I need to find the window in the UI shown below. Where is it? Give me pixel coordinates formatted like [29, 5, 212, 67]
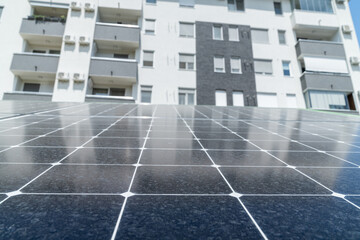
[274, 2, 283, 15]
[178, 88, 195, 105]
[278, 30, 286, 45]
[227, 0, 245, 11]
[114, 54, 128, 59]
[230, 57, 242, 74]
[292, 0, 333, 13]
[254, 59, 273, 75]
[214, 56, 225, 73]
[145, 19, 155, 34]
[146, 0, 157, 4]
[251, 29, 269, 43]
[49, 50, 61, 55]
[179, 54, 195, 70]
[110, 88, 125, 96]
[141, 86, 152, 103]
[229, 26, 239, 41]
[257, 93, 278, 108]
[180, 22, 195, 38]
[308, 91, 349, 110]
[93, 88, 108, 95]
[233, 91, 244, 106]
[23, 83, 40, 92]
[215, 90, 227, 106]
[282, 61, 291, 76]
[143, 51, 154, 67]
[286, 94, 297, 108]
[0, 6, 3, 20]
[179, 0, 195, 7]
[213, 25, 223, 40]
[33, 50, 46, 54]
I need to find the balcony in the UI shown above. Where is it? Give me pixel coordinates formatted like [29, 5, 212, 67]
[291, 10, 339, 38]
[300, 72, 353, 93]
[89, 57, 137, 85]
[94, 23, 140, 50]
[10, 53, 59, 80]
[98, 0, 142, 15]
[20, 18, 65, 47]
[296, 40, 346, 59]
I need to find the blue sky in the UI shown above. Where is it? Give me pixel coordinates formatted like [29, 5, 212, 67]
[350, 0, 360, 46]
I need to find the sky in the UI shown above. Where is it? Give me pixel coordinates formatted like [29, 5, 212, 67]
[350, 0, 360, 46]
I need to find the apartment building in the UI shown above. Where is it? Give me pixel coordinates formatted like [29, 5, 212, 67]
[0, 0, 359, 111]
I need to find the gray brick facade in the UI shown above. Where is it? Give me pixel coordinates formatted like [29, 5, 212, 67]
[195, 21, 257, 106]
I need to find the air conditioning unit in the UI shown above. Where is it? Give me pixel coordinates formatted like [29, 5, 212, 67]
[79, 36, 90, 46]
[57, 72, 70, 82]
[64, 35, 76, 45]
[336, 0, 345, 3]
[84, 3, 95, 12]
[73, 73, 85, 83]
[342, 25, 352, 34]
[71, 2, 81, 11]
[350, 56, 360, 65]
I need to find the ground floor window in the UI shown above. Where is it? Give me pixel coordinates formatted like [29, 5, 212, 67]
[232, 91, 244, 106]
[307, 90, 350, 110]
[92, 88, 126, 97]
[178, 88, 195, 105]
[215, 90, 227, 106]
[23, 83, 40, 92]
[141, 86, 152, 103]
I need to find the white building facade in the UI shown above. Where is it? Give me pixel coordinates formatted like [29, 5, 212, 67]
[0, 0, 359, 112]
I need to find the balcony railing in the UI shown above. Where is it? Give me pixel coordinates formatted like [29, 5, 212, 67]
[10, 53, 60, 74]
[20, 18, 65, 38]
[300, 72, 353, 93]
[89, 57, 137, 83]
[295, 40, 346, 59]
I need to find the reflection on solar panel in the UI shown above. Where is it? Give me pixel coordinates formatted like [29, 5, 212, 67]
[0, 101, 360, 239]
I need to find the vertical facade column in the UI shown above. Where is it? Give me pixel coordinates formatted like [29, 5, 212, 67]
[52, 0, 97, 102]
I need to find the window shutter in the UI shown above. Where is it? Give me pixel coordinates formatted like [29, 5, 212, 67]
[251, 29, 269, 43]
[254, 60, 272, 74]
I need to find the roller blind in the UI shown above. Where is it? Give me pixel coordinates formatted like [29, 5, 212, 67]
[180, 54, 194, 63]
[229, 27, 239, 41]
[251, 29, 269, 43]
[214, 57, 225, 72]
[304, 57, 348, 74]
[254, 60, 272, 74]
[145, 19, 155, 32]
[233, 91, 244, 106]
[143, 51, 154, 61]
[180, 23, 194, 37]
[215, 90, 227, 106]
[257, 93, 278, 108]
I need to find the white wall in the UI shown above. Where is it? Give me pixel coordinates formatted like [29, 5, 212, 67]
[0, 0, 31, 98]
[52, 0, 98, 102]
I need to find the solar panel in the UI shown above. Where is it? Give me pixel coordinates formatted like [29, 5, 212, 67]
[0, 101, 359, 239]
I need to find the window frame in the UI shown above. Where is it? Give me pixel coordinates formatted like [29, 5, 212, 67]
[229, 26, 240, 42]
[178, 88, 196, 105]
[144, 19, 156, 35]
[282, 61, 291, 76]
[179, 22, 195, 38]
[141, 86, 153, 103]
[212, 25, 223, 40]
[179, 53, 195, 71]
[143, 50, 154, 68]
[230, 57, 242, 74]
[254, 59, 273, 75]
[227, 0, 245, 12]
[278, 30, 286, 45]
[214, 56, 225, 73]
[274, 2, 283, 15]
